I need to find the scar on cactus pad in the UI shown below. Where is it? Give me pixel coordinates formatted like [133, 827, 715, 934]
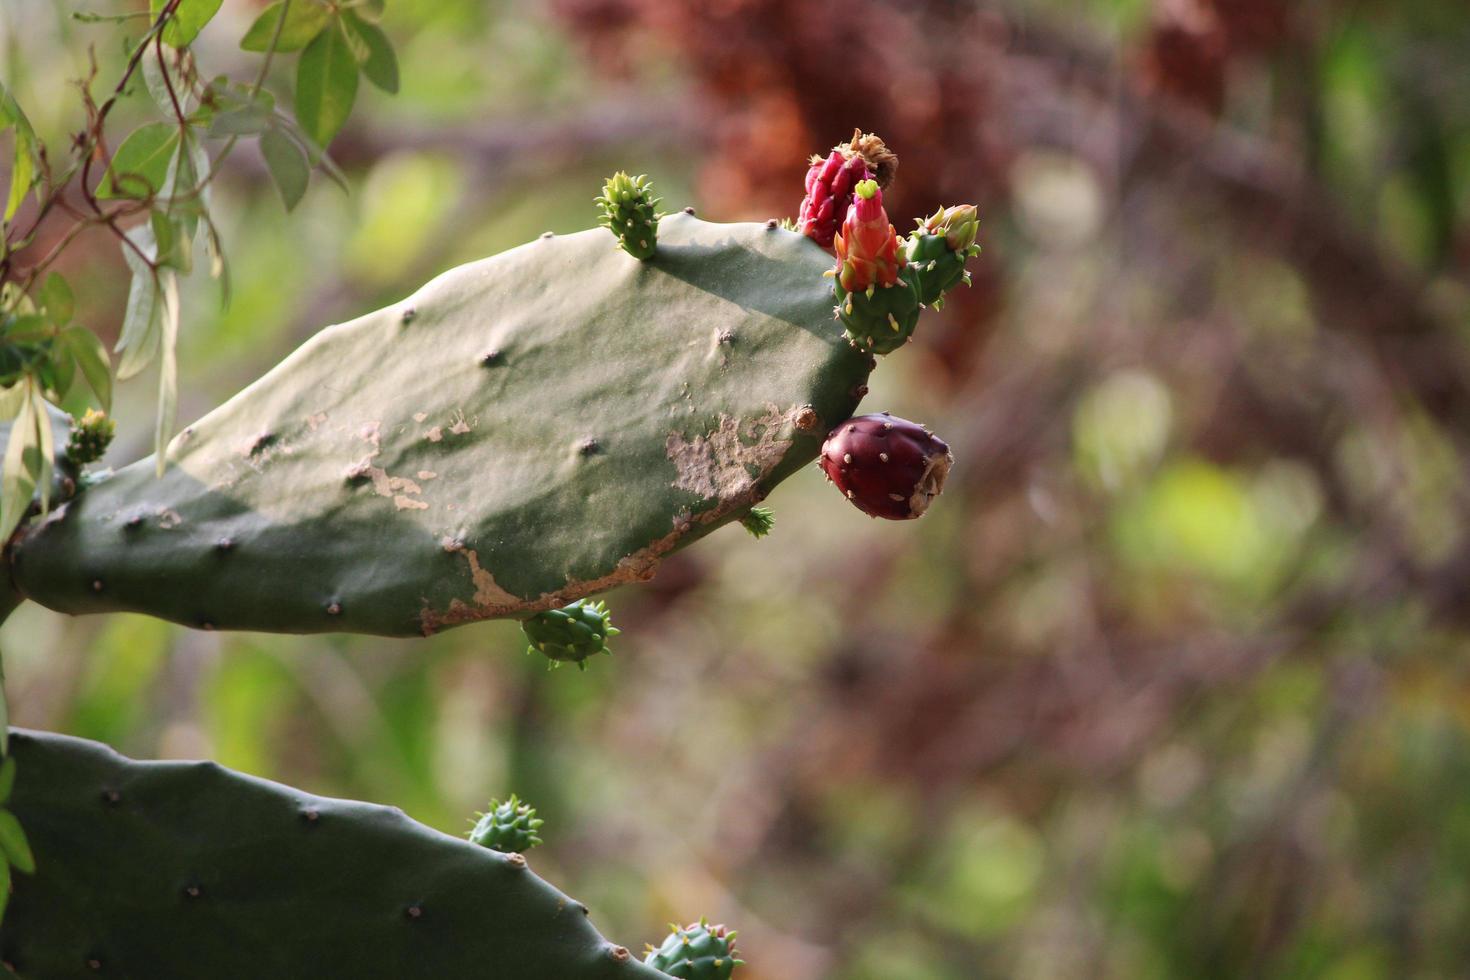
[596, 171, 662, 259]
[645, 919, 743, 980]
[522, 599, 619, 669]
[468, 794, 543, 854]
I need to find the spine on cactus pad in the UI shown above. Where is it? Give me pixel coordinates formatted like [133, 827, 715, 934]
[830, 180, 920, 355]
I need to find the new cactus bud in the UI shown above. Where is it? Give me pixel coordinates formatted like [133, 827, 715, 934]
[468, 794, 544, 853]
[831, 180, 920, 354]
[905, 205, 982, 309]
[644, 918, 743, 980]
[595, 172, 662, 260]
[522, 599, 620, 669]
[739, 506, 775, 539]
[796, 129, 897, 250]
[65, 408, 115, 466]
[819, 413, 953, 520]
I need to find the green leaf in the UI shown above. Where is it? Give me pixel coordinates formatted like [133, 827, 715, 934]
[116, 224, 161, 380]
[344, 12, 398, 94]
[240, 0, 332, 53]
[155, 271, 180, 477]
[98, 123, 181, 201]
[46, 344, 76, 403]
[39, 273, 73, 325]
[0, 656, 8, 757]
[0, 856, 10, 924]
[151, 0, 224, 48]
[1, 83, 39, 223]
[295, 21, 358, 148]
[63, 326, 113, 410]
[0, 810, 33, 875]
[0, 383, 37, 544]
[259, 127, 309, 210]
[0, 758, 12, 804]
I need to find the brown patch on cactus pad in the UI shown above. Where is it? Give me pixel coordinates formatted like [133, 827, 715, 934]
[664, 404, 799, 500]
[418, 407, 806, 634]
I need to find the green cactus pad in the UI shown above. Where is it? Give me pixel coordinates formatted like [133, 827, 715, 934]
[523, 599, 618, 669]
[0, 729, 664, 979]
[468, 794, 544, 853]
[739, 506, 774, 539]
[7, 216, 871, 636]
[904, 233, 970, 309]
[644, 918, 743, 979]
[833, 278, 921, 355]
[596, 172, 661, 260]
[65, 409, 115, 467]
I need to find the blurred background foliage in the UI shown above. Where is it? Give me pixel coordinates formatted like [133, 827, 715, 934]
[6, 0, 1470, 976]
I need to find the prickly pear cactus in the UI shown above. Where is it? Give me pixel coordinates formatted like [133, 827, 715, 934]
[64, 409, 115, 467]
[523, 599, 619, 669]
[644, 919, 743, 979]
[7, 215, 871, 636]
[819, 413, 952, 520]
[468, 794, 544, 853]
[904, 205, 981, 309]
[0, 730, 664, 980]
[831, 180, 921, 355]
[596, 172, 662, 260]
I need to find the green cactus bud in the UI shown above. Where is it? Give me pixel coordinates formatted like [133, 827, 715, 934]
[832, 277, 921, 356]
[904, 205, 981, 309]
[644, 918, 743, 979]
[739, 506, 774, 539]
[522, 599, 619, 669]
[596, 172, 662, 260]
[65, 408, 115, 466]
[468, 794, 543, 853]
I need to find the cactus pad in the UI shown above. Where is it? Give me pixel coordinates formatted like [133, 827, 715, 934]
[7, 216, 871, 636]
[523, 599, 619, 669]
[644, 919, 743, 979]
[468, 794, 544, 853]
[596, 172, 661, 260]
[0, 729, 664, 979]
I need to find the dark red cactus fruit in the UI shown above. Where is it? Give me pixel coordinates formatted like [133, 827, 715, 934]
[819, 414, 953, 520]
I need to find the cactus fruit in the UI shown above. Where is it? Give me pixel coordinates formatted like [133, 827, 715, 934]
[904, 205, 982, 310]
[831, 180, 921, 355]
[523, 599, 619, 669]
[468, 794, 543, 853]
[644, 918, 743, 979]
[65, 408, 115, 466]
[739, 505, 775, 539]
[819, 413, 953, 520]
[797, 130, 898, 250]
[0, 729, 665, 979]
[7, 216, 871, 636]
[596, 172, 662, 260]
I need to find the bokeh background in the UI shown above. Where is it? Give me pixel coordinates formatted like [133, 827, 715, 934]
[7, 0, 1470, 976]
